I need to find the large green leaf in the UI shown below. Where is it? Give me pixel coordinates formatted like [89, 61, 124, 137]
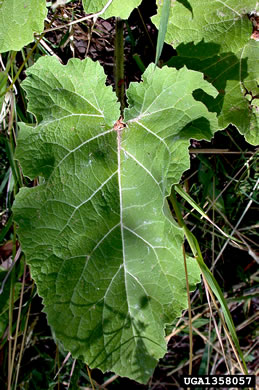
[152, 0, 257, 53]
[83, 0, 142, 19]
[0, 0, 47, 53]
[13, 57, 219, 382]
[167, 40, 259, 145]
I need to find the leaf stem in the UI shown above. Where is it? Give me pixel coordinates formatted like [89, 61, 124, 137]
[115, 17, 125, 116]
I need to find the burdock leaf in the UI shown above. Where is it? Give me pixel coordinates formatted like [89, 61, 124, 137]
[13, 57, 219, 383]
[152, 0, 257, 54]
[0, 0, 47, 53]
[83, 0, 142, 19]
[167, 40, 259, 145]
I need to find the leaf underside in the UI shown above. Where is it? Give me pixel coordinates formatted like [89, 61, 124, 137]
[13, 57, 219, 382]
[0, 0, 47, 53]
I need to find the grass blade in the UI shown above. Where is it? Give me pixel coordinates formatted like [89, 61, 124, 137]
[170, 188, 249, 374]
[174, 185, 242, 244]
[155, 0, 170, 66]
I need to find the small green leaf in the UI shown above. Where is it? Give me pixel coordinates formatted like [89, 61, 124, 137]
[0, 0, 47, 53]
[83, 0, 142, 19]
[13, 57, 219, 382]
[152, 0, 257, 53]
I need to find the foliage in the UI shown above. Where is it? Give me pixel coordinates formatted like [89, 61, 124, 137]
[153, 0, 257, 53]
[11, 56, 221, 382]
[83, 0, 142, 19]
[153, 0, 259, 145]
[0, 0, 47, 53]
[167, 40, 259, 145]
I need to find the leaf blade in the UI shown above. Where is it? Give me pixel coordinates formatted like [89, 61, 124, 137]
[0, 0, 47, 53]
[152, 0, 257, 54]
[13, 58, 220, 382]
[155, 0, 171, 66]
[83, 0, 142, 19]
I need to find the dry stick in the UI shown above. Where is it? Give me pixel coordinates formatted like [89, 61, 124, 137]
[54, 352, 71, 380]
[9, 261, 26, 387]
[102, 374, 119, 388]
[8, 270, 15, 390]
[201, 275, 245, 374]
[184, 325, 239, 371]
[170, 190, 247, 374]
[7, 89, 17, 390]
[199, 152, 257, 222]
[213, 177, 259, 269]
[39, 38, 63, 63]
[189, 148, 255, 155]
[208, 200, 259, 260]
[166, 311, 204, 341]
[167, 354, 202, 376]
[0, 248, 21, 295]
[212, 175, 215, 270]
[14, 282, 35, 389]
[204, 283, 230, 374]
[43, 0, 113, 33]
[67, 359, 77, 390]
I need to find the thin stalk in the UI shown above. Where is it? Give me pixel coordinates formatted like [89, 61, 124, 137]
[14, 281, 35, 389]
[137, 8, 155, 52]
[7, 265, 15, 390]
[182, 244, 193, 377]
[202, 275, 245, 374]
[86, 365, 95, 390]
[10, 261, 26, 387]
[1, 51, 17, 77]
[7, 71, 18, 390]
[114, 18, 125, 116]
[43, 0, 113, 33]
[212, 175, 215, 270]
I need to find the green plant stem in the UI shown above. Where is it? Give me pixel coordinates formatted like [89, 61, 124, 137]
[86, 365, 95, 390]
[4, 51, 17, 75]
[115, 17, 125, 116]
